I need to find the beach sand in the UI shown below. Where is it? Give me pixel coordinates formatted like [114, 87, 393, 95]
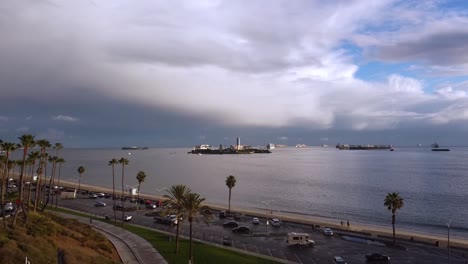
[22, 177, 468, 250]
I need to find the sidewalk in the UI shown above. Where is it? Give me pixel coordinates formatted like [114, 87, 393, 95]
[56, 213, 167, 264]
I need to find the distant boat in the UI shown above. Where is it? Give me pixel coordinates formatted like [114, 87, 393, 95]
[267, 143, 276, 150]
[296, 144, 306, 148]
[431, 142, 450, 151]
[122, 146, 138, 150]
[321, 144, 328, 148]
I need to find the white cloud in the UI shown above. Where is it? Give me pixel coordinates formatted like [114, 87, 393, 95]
[51, 115, 79, 122]
[25, 116, 32, 121]
[278, 136, 288, 141]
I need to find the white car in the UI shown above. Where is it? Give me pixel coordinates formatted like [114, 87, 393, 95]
[270, 218, 281, 227]
[252, 217, 260, 225]
[323, 227, 334, 236]
[124, 215, 132, 221]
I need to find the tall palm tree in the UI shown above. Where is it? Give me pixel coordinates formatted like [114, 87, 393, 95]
[108, 158, 118, 223]
[225, 175, 237, 213]
[181, 192, 208, 263]
[34, 139, 51, 211]
[384, 192, 404, 245]
[136, 171, 146, 211]
[77, 166, 85, 192]
[0, 142, 19, 229]
[14, 134, 36, 225]
[55, 157, 65, 208]
[118, 157, 129, 226]
[164, 184, 191, 254]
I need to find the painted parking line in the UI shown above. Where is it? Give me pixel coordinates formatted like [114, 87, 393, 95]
[294, 253, 303, 264]
[244, 244, 259, 254]
[269, 248, 287, 260]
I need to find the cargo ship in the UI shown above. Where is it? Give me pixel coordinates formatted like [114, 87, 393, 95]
[431, 142, 450, 151]
[337, 144, 392, 150]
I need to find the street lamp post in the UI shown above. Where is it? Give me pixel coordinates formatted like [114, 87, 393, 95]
[447, 220, 451, 264]
[261, 200, 274, 236]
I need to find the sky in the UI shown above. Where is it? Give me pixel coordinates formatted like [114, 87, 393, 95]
[1, 0, 468, 147]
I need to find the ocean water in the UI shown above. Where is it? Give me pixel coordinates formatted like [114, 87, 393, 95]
[13, 146, 468, 238]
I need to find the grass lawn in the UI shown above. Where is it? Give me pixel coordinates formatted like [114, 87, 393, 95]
[52, 207, 280, 264]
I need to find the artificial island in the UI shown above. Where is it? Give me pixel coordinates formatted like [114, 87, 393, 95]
[188, 138, 272, 154]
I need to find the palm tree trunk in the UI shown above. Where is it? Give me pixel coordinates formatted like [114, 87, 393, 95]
[121, 164, 125, 227]
[112, 165, 116, 224]
[392, 213, 396, 245]
[189, 218, 193, 263]
[13, 148, 28, 226]
[228, 188, 232, 213]
[137, 183, 141, 211]
[55, 163, 62, 208]
[41, 161, 56, 211]
[175, 208, 181, 254]
[1, 157, 9, 230]
[25, 160, 36, 222]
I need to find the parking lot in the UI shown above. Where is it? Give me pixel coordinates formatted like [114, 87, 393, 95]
[59, 193, 468, 264]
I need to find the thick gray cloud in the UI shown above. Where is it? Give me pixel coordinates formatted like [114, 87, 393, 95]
[1, 0, 468, 147]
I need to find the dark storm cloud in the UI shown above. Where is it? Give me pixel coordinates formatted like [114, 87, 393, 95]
[372, 30, 468, 66]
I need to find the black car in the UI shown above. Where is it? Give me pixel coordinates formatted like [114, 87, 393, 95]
[365, 253, 390, 262]
[222, 236, 232, 246]
[219, 211, 226, 218]
[232, 226, 251, 234]
[223, 221, 239, 228]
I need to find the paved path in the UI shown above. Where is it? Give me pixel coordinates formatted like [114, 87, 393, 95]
[56, 213, 167, 264]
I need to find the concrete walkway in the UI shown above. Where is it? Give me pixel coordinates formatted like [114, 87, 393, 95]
[56, 213, 167, 264]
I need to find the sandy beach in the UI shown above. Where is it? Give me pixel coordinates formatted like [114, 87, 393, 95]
[53, 179, 468, 250]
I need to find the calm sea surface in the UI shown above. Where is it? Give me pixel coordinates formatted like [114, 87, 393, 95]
[21, 146, 468, 238]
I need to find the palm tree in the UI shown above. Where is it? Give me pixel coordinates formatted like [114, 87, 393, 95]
[0, 142, 19, 229]
[181, 192, 208, 263]
[14, 134, 36, 225]
[118, 157, 129, 226]
[384, 192, 404, 245]
[135, 171, 147, 210]
[77, 166, 85, 192]
[225, 175, 237, 213]
[108, 158, 118, 223]
[34, 139, 51, 211]
[53, 143, 63, 156]
[55, 157, 65, 208]
[164, 184, 191, 254]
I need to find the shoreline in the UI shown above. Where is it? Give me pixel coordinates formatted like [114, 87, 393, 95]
[55, 179, 468, 250]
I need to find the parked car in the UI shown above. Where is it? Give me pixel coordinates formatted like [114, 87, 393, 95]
[94, 201, 106, 207]
[219, 211, 226, 218]
[232, 226, 251, 234]
[146, 203, 157, 209]
[270, 218, 281, 227]
[124, 215, 132, 221]
[96, 192, 105, 198]
[252, 217, 260, 225]
[89, 193, 98, 199]
[365, 253, 390, 262]
[113, 204, 124, 210]
[223, 221, 239, 228]
[333, 256, 347, 264]
[323, 227, 334, 236]
[222, 236, 232, 246]
[3, 202, 14, 212]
